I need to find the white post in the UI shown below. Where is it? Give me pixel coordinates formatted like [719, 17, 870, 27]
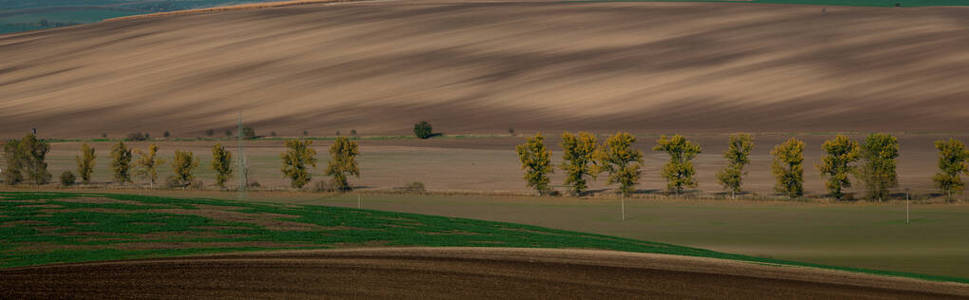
[906, 192, 910, 224]
[621, 194, 625, 221]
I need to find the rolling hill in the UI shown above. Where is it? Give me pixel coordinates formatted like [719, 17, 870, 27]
[2, 1, 969, 138]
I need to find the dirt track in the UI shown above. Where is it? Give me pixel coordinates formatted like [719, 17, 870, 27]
[2, 1, 969, 138]
[2, 248, 967, 298]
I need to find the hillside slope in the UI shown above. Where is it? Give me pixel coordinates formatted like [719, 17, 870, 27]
[2, 1, 969, 138]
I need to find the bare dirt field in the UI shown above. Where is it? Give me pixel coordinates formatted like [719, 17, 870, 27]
[2, 248, 967, 298]
[2, 1, 969, 138]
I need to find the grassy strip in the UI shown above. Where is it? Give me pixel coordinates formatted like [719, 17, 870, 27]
[0, 191, 967, 284]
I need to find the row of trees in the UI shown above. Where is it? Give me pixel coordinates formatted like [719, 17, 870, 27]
[280, 137, 360, 190]
[2, 135, 361, 192]
[517, 132, 969, 201]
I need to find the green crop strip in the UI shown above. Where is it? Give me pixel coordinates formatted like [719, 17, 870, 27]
[0, 191, 967, 284]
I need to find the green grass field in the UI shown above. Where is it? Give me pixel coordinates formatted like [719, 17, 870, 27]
[1, 191, 967, 284]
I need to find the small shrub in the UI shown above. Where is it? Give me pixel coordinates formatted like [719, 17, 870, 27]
[335, 130, 341, 136]
[303, 130, 308, 136]
[270, 131, 277, 137]
[414, 121, 433, 139]
[206, 129, 215, 137]
[350, 129, 357, 136]
[225, 130, 233, 137]
[243, 127, 256, 139]
[508, 128, 515, 136]
[312, 180, 337, 192]
[397, 181, 426, 193]
[60, 171, 76, 186]
[165, 176, 183, 188]
[125, 132, 149, 141]
[248, 181, 261, 188]
[101, 133, 107, 138]
[190, 180, 205, 190]
[163, 131, 171, 138]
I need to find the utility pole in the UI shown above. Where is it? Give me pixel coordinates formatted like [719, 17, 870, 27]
[237, 113, 248, 200]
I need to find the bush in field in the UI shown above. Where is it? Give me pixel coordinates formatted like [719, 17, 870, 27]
[75, 143, 96, 184]
[325, 137, 360, 191]
[398, 181, 426, 193]
[597, 132, 643, 196]
[516, 133, 553, 195]
[717, 133, 754, 198]
[211, 143, 233, 188]
[163, 131, 171, 138]
[170, 150, 199, 187]
[111, 142, 133, 184]
[206, 129, 215, 137]
[135, 144, 163, 188]
[19, 134, 51, 185]
[243, 127, 256, 140]
[818, 135, 861, 200]
[414, 121, 433, 139]
[654, 135, 702, 195]
[2, 139, 24, 185]
[933, 138, 969, 202]
[60, 171, 75, 186]
[772, 138, 805, 198]
[560, 131, 598, 196]
[858, 133, 899, 201]
[281, 139, 317, 188]
[312, 180, 337, 192]
[126, 132, 149, 141]
[225, 130, 233, 137]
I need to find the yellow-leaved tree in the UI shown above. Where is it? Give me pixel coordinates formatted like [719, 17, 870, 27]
[281, 139, 317, 188]
[560, 131, 598, 196]
[597, 132, 643, 196]
[516, 133, 553, 195]
[325, 137, 359, 191]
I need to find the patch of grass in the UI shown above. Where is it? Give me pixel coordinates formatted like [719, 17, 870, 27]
[1, 191, 967, 284]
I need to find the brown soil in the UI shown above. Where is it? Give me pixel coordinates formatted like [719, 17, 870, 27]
[1, 248, 966, 298]
[2, 1, 969, 138]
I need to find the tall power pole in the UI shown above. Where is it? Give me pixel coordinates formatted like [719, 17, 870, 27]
[237, 113, 248, 199]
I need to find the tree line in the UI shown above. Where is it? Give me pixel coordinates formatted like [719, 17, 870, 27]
[2, 134, 360, 191]
[517, 132, 969, 201]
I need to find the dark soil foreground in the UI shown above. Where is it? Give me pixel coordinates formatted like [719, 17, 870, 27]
[2, 248, 967, 299]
